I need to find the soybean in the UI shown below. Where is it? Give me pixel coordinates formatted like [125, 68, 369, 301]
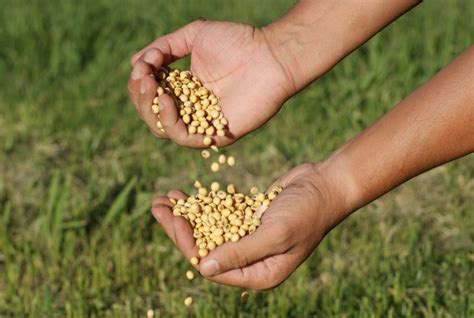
[184, 296, 193, 307]
[150, 67, 229, 147]
[171, 181, 282, 257]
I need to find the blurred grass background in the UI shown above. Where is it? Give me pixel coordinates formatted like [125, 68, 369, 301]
[0, 0, 473, 317]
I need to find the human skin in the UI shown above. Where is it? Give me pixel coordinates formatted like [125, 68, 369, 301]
[151, 46, 474, 290]
[127, 0, 421, 147]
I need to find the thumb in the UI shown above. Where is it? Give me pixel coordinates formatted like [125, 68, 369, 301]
[131, 20, 207, 66]
[199, 223, 290, 277]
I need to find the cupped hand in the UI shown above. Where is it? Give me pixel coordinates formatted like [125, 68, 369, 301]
[128, 20, 296, 147]
[151, 163, 350, 290]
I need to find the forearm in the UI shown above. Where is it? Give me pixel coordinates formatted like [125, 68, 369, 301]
[263, 0, 421, 91]
[325, 46, 474, 216]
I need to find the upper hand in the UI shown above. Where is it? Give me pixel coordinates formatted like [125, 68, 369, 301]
[127, 20, 296, 148]
[151, 163, 349, 290]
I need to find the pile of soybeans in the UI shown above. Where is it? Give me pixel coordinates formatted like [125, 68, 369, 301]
[147, 68, 282, 313]
[151, 66, 227, 147]
[170, 169, 283, 258]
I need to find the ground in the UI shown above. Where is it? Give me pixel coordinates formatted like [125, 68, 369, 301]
[0, 0, 473, 317]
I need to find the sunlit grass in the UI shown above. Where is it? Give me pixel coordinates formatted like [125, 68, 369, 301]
[0, 0, 473, 316]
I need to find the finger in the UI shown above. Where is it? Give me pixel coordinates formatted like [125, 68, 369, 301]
[198, 223, 290, 278]
[172, 212, 200, 262]
[151, 204, 178, 243]
[165, 190, 199, 260]
[149, 127, 167, 139]
[151, 199, 200, 269]
[130, 20, 207, 66]
[151, 204, 198, 261]
[128, 61, 153, 116]
[152, 196, 172, 208]
[206, 254, 296, 290]
[151, 189, 188, 209]
[140, 48, 164, 73]
[158, 94, 208, 147]
[138, 75, 167, 137]
[167, 190, 188, 200]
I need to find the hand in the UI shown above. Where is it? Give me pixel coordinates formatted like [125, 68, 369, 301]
[127, 20, 296, 147]
[151, 162, 350, 290]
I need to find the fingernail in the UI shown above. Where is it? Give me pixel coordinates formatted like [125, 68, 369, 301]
[144, 50, 156, 64]
[200, 259, 220, 276]
[151, 209, 160, 223]
[140, 80, 146, 94]
[131, 65, 142, 80]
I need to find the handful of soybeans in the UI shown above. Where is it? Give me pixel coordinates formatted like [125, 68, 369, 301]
[170, 181, 283, 258]
[151, 67, 228, 146]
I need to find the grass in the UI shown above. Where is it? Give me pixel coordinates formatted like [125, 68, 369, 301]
[0, 0, 473, 316]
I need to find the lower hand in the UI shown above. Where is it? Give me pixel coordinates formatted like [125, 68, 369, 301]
[151, 162, 349, 290]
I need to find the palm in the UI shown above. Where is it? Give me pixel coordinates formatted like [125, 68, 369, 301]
[188, 22, 293, 141]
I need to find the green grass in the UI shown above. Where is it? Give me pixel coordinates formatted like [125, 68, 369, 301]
[1, 0, 473, 316]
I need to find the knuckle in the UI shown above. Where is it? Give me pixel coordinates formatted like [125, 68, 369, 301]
[152, 197, 162, 206]
[148, 125, 160, 134]
[190, 19, 206, 29]
[171, 132, 188, 146]
[214, 247, 248, 274]
[171, 136, 185, 147]
[147, 47, 159, 55]
[227, 246, 248, 269]
[176, 133, 188, 145]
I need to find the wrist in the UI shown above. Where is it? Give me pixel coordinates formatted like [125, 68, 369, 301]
[261, 20, 343, 92]
[261, 0, 421, 93]
[316, 147, 363, 223]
